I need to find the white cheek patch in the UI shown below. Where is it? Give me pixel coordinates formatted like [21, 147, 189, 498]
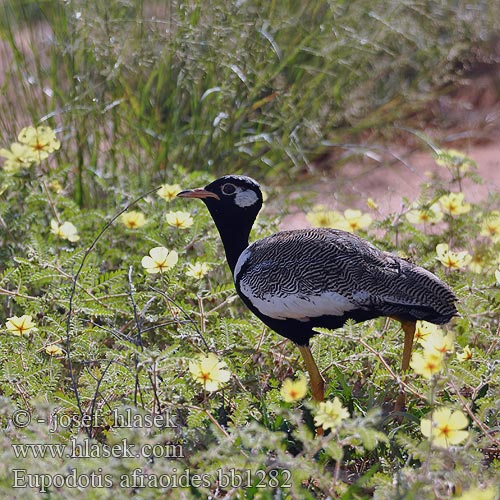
[235, 189, 259, 207]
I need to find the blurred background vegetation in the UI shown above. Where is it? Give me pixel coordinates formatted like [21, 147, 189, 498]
[1, 3, 500, 498]
[1, 0, 498, 206]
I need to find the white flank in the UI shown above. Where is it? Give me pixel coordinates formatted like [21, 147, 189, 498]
[234, 247, 252, 279]
[235, 189, 259, 207]
[239, 281, 357, 321]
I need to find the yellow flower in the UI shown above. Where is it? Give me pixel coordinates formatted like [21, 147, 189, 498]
[0, 142, 37, 171]
[422, 330, 454, 355]
[166, 211, 194, 229]
[436, 243, 471, 269]
[438, 192, 471, 216]
[188, 353, 231, 392]
[468, 253, 484, 274]
[314, 397, 349, 431]
[141, 247, 178, 274]
[120, 211, 146, 229]
[45, 344, 64, 356]
[457, 345, 473, 362]
[406, 203, 443, 225]
[280, 376, 308, 403]
[340, 209, 372, 232]
[434, 149, 475, 172]
[5, 315, 37, 336]
[186, 262, 210, 279]
[158, 183, 181, 201]
[480, 212, 500, 242]
[48, 180, 64, 193]
[455, 486, 498, 500]
[18, 125, 60, 162]
[410, 350, 444, 379]
[414, 321, 443, 344]
[306, 208, 340, 228]
[420, 407, 469, 448]
[366, 198, 378, 210]
[50, 220, 80, 242]
[307, 207, 372, 232]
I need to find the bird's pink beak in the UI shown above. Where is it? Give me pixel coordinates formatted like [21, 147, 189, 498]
[177, 188, 220, 200]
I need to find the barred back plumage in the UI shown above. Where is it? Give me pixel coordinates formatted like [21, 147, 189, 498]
[235, 228, 458, 328]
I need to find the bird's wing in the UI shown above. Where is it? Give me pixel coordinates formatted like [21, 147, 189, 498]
[235, 228, 456, 322]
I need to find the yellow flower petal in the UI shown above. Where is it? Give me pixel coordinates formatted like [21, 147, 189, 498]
[406, 203, 443, 225]
[141, 247, 178, 274]
[50, 220, 80, 242]
[158, 184, 181, 201]
[0, 142, 37, 171]
[186, 262, 210, 279]
[447, 410, 469, 430]
[414, 321, 443, 344]
[410, 351, 444, 379]
[5, 315, 37, 336]
[45, 344, 64, 356]
[457, 345, 473, 362]
[439, 192, 471, 216]
[18, 125, 60, 160]
[121, 211, 146, 229]
[434, 149, 475, 172]
[189, 353, 231, 392]
[422, 330, 454, 354]
[280, 376, 308, 402]
[166, 211, 194, 229]
[306, 209, 342, 228]
[480, 213, 500, 242]
[436, 243, 471, 269]
[314, 397, 349, 430]
[421, 407, 469, 448]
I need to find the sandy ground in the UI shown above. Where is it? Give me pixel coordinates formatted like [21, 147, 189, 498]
[283, 131, 500, 229]
[282, 66, 500, 227]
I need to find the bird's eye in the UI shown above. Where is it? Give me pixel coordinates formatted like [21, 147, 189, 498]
[221, 183, 237, 195]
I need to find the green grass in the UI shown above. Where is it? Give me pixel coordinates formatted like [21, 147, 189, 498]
[0, 1, 499, 498]
[1, 0, 498, 205]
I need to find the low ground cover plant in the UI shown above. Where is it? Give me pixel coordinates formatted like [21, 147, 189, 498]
[0, 126, 498, 499]
[1, 1, 499, 497]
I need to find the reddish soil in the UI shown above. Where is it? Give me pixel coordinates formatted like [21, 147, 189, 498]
[283, 71, 500, 228]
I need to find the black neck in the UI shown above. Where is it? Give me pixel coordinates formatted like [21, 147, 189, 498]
[202, 195, 261, 275]
[213, 218, 252, 274]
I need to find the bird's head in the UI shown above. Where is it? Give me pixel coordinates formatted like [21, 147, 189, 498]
[177, 175, 263, 225]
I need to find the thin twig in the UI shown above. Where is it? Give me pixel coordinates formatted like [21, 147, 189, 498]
[357, 338, 426, 400]
[186, 404, 232, 440]
[448, 378, 500, 446]
[127, 266, 162, 413]
[149, 285, 210, 350]
[0, 287, 38, 300]
[41, 180, 60, 222]
[88, 360, 114, 438]
[65, 186, 162, 421]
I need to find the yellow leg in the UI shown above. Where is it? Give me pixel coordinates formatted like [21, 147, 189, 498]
[298, 345, 325, 402]
[298, 345, 325, 436]
[394, 320, 416, 413]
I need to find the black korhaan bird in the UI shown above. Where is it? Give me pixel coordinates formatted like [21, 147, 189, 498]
[178, 175, 458, 411]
